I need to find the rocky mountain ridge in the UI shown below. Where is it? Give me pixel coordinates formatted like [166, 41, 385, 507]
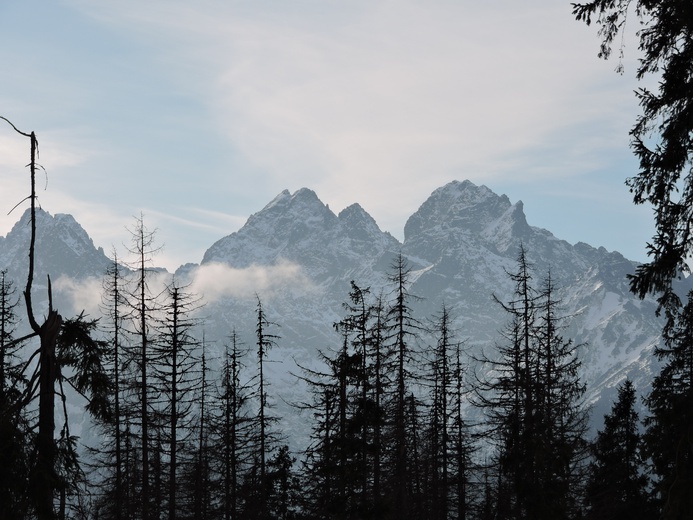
[0, 180, 676, 435]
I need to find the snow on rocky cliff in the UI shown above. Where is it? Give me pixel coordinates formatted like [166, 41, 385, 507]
[0, 181, 671, 443]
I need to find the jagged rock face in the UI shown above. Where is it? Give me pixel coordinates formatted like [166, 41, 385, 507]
[197, 181, 665, 416]
[0, 181, 671, 441]
[202, 187, 400, 284]
[0, 208, 112, 306]
[399, 182, 661, 375]
[404, 180, 530, 262]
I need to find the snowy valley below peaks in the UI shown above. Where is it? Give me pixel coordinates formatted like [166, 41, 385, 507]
[0, 180, 681, 438]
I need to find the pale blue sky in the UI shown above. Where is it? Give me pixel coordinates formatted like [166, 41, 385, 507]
[0, 0, 653, 270]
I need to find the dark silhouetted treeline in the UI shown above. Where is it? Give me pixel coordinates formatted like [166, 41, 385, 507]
[4, 234, 693, 520]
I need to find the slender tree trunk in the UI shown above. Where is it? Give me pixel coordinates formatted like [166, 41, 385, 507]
[13, 125, 64, 520]
[34, 310, 61, 520]
[139, 235, 150, 520]
[169, 288, 179, 520]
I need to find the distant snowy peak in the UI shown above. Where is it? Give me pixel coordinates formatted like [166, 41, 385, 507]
[0, 207, 111, 284]
[201, 189, 399, 279]
[403, 180, 534, 262]
[253, 187, 337, 225]
[338, 203, 395, 244]
[202, 188, 335, 267]
[5, 207, 101, 256]
[404, 179, 528, 239]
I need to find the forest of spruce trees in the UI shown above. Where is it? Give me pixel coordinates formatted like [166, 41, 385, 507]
[2, 204, 693, 520]
[3, 1, 693, 509]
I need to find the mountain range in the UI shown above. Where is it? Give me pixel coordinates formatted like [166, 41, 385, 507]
[0, 179, 680, 441]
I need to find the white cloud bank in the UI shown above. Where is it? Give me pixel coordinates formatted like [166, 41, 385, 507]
[54, 275, 104, 318]
[188, 260, 315, 303]
[53, 260, 314, 317]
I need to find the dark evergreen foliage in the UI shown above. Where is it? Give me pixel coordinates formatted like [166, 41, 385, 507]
[0, 270, 31, 519]
[122, 215, 162, 520]
[152, 280, 203, 520]
[0, 116, 665, 518]
[477, 247, 588, 520]
[383, 254, 424, 520]
[586, 379, 652, 520]
[89, 254, 128, 519]
[573, 0, 693, 314]
[209, 331, 254, 520]
[643, 290, 693, 519]
[422, 304, 474, 520]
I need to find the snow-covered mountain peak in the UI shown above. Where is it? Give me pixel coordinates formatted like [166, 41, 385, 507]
[0, 207, 111, 309]
[264, 189, 292, 210]
[248, 187, 336, 227]
[403, 180, 516, 241]
[5, 208, 103, 259]
[480, 199, 532, 253]
[402, 180, 534, 264]
[201, 188, 398, 279]
[339, 203, 385, 238]
[0, 180, 672, 448]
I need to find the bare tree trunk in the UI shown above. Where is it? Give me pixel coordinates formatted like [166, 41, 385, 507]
[8, 122, 64, 520]
[32, 308, 61, 520]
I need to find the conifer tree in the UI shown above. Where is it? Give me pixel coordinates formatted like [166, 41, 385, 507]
[0, 269, 31, 519]
[586, 379, 651, 520]
[90, 253, 130, 519]
[54, 314, 111, 516]
[0, 270, 23, 404]
[334, 281, 382, 517]
[1, 117, 64, 520]
[211, 330, 253, 520]
[301, 283, 392, 519]
[424, 305, 474, 520]
[1, 117, 111, 519]
[265, 444, 301, 520]
[450, 339, 473, 520]
[478, 247, 587, 520]
[369, 293, 388, 515]
[572, 1, 693, 313]
[643, 290, 693, 518]
[122, 215, 162, 520]
[301, 374, 338, 519]
[478, 245, 537, 520]
[533, 272, 588, 518]
[181, 341, 215, 520]
[424, 304, 454, 520]
[242, 296, 281, 519]
[153, 279, 202, 520]
[384, 254, 422, 519]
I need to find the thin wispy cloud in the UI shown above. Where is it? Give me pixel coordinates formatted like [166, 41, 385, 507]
[0, 1, 653, 268]
[188, 260, 315, 303]
[72, 1, 642, 218]
[54, 275, 104, 317]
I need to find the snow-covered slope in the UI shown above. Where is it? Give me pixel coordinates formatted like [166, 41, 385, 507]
[194, 181, 667, 433]
[0, 181, 671, 442]
[203, 187, 399, 284]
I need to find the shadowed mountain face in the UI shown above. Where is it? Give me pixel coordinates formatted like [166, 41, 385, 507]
[0, 208, 111, 281]
[0, 207, 112, 316]
[0, 181, 672, 439]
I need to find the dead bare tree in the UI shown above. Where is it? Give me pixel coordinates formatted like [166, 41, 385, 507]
[1, 116, 63, 519]
[1, 117, 109, 520]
